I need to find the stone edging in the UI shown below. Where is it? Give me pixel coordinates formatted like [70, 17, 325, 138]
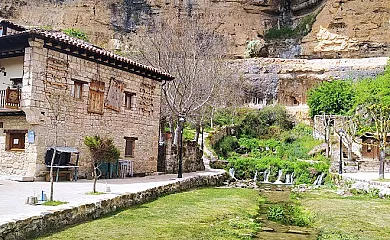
[0, 172, 228, 240]
[341, 176, 390, 189]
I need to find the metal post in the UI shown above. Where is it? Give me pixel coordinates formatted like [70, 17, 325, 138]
[178, 116, 185, 178]
[338, 129, 344, 174]
[201, 123, 204, 151]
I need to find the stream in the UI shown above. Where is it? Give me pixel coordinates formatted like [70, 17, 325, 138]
[256, 183, 318, 239]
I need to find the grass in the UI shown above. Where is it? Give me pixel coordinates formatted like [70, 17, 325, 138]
[183, 127, 196, 141]
[35, 188, 260, 240]
[300, 190, 390, 240]
[85, 191, 106, 195]
[42, 200, 68, 206]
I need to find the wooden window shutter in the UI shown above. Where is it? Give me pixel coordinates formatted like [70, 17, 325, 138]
[106, 78, 124, 112]
[88, 80, 105, 114]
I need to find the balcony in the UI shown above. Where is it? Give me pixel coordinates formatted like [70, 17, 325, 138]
[0, 88, 22, 115]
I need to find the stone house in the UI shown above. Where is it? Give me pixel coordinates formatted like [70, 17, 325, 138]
[0, 20, 174, 180]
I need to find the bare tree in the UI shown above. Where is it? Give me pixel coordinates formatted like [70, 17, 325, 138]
[130, 14, 229, 144]
[339, 116, 358, 162]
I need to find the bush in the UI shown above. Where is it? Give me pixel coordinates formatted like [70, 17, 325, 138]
[63, 28, 89, 41]
[214, 136, 239, 159]
[245, 39, 264, 58]
[264, 13, 317, 40]
[267, 203, 314, 227]
[237, 105, 293, 139]
[264, 26, 295, 40]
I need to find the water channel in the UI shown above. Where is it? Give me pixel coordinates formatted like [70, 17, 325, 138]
[256, 183, 318, 239]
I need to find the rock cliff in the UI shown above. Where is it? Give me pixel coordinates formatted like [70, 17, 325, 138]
[301, 0, 390, 58]
[1, 0, 389, 58]
[230, 57, 389, 107]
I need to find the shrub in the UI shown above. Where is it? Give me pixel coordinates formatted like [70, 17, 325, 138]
[245, 39, 264, 58]
[214, 136, 239, 159]
[264, 13, 317, 40]
[268, 203, 314, 227]
[237, 105, 293, 139]
[264, 26, 295, 40]
[63, 28, 89, 41]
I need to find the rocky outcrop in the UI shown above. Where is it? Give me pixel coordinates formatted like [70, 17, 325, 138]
[301, 0, 390, 58]
[230, 57, 389, 109]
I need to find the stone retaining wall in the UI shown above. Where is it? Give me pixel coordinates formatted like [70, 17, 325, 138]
[0, 172, 227, 240]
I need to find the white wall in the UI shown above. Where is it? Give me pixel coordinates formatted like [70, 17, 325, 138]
[0, 57, 24, 90]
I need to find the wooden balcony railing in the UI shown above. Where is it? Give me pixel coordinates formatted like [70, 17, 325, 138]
[0, 88, 21, 109]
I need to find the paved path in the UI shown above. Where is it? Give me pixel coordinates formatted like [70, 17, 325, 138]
[342, 172, 390, 186]
[0, 169, 224, 225]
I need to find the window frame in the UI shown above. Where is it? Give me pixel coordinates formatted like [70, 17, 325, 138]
[72, 80, 85, 100]
[124, 92, 136, 110]
[124, 137, 137, 157]
[4, 130, 27, 151]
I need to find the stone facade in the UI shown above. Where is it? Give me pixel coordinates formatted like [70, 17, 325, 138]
[0, 26, 171, 179]
[0, 116, 37, 177]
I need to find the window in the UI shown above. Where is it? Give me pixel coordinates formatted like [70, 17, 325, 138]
[4, 130, 27, 151]
[125, 137, 137, 157]
[11, 78, 22, 89]
[72, 80, 85, 100]
[0, 26, 3, 36]
[125, 92, 136, 110]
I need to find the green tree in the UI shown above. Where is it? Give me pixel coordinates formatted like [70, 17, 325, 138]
[84, 136, 120, 193]
[307, 80, 355, 118]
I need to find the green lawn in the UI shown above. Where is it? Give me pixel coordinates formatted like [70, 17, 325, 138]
[35, 188, 260, 240]
[300, 190, 390, 240]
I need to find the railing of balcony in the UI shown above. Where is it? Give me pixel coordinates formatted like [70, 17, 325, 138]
[0, 88, 21, 109]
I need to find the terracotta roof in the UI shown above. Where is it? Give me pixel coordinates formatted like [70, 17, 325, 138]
[0, 20, 174, 81]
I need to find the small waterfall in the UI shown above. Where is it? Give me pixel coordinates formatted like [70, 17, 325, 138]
[291, 172, 295, 184]
[313, 172, 325, 185]
[263, 169, 270, 183]
[285, 173, 291, 184]
[253, 170, 258, 181]
[229, 168, 236, 180]
[274, 169, 283, 184]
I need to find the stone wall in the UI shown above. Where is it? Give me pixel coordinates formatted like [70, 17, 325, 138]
[14, 38, 162, 178]
[164, 139, 205, 174]
[0, 116, 36, 177]
[207, 126, 235, 148]
[0, 172, 227, 240]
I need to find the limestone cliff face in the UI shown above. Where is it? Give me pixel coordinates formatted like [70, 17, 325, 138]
[301, 0, 390, 58]
[0, 0, 114, 48]
[230, 57, 389, 107]
[1, 0, 389, 58]
[0, 0, 278, 56]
